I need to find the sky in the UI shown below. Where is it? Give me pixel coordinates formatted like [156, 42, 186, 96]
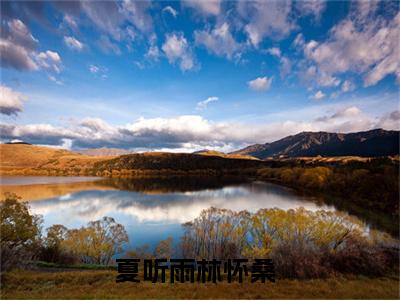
[0, 0, 399, 152]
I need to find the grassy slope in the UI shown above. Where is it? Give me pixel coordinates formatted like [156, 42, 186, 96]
[1, 270, 398, 299]
[0, 144, 109, 173]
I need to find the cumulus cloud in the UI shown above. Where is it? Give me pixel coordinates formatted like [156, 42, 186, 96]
[64, 36, 84, 51]
[0, 19, 38, 71]
[1, 103, 399, 151]
[195, 22, 242, 60]
[248, 76, 273, 91]
[182, 0, 221, 16]
[196, 96, 218, 110]
[310, 90, 326, 100]
[0, 85, 26, 116]
[162, 32, 196, 71]
[0, 18, 62, 73]
[301, 65, 341, 88]
[302, 11, 400, 87]
[237, 0, 295, 46]
[35, 50, 62, 73]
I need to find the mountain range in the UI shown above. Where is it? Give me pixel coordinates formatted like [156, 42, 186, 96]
[230, 129, 399, 159]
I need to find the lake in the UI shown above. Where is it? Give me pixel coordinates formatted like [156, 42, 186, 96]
[1, 176, 343, 251]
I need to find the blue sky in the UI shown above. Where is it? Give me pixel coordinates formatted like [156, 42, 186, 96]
[0, 0, 399, 152]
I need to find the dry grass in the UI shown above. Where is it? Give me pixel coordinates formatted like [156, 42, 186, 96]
[1, 270, 398, 299]
[0, 144, 109, 173]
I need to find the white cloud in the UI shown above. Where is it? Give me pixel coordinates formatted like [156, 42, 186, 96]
[237, 0, 295, 46]
[296, 0, 326, 20]
[341, 80, 356, 92]
[35, 50, 62, 73]
[0, 85, 26, 116]
[64, 36, 84, 51]
[163, 6, 178, 18]
[266, 47, 292, 78]
[266, 47, 281, 58]
[145, 45, 160, 61]
[196, 96, 219, 110]
[81, 1, 124, 40]
[121, 0, 153, 33]
[1, 103, 399, 151]
[0, 19, 39, 71]
[89, 65, 100, 73]
[89, 64, 108, 79]
[0, 39, 38, 71]
[310, 90, 326, 100]
[62, 15, 78, 31]
[182, 0, 221, 16]
[98, 35, 121, 55]
[162, 32, 196, 71]
[0, 19, 61, 73]
[48, 75, 63, 85]
[248, 76, 273, 91]
[194, 22, 242, 60]
[0, 18, 62, 74]
[302, 12, 400, 87]
[318, 73, 341, 87]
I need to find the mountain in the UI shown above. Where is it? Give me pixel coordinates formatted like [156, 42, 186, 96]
[230, 129, 400, 159]
[77, 147, 132, 156]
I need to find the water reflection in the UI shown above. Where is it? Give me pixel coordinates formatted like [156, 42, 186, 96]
[1, 177, 333, 249]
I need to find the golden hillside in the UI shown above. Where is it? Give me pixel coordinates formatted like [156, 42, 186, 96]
[0, 144, 110, 175]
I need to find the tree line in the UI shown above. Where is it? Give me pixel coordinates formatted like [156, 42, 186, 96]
[1, 194, 398, 279]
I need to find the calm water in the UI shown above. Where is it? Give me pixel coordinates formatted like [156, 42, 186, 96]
[1, 176, 337, 250]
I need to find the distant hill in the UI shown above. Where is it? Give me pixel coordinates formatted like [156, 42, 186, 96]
[230, 129, 400, 159]
[94, 152, 262, 172]
[194, 149, 259, 160]
[5, 141, 31, 145]
[77, 147, 132, 157]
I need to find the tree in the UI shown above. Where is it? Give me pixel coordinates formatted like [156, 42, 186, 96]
[127, 244, 153, 259]
[61, 217, 128, 265]
[40, 224, 72, 264]
[0, 193, 42, 271]
[154, 237, 174, 258]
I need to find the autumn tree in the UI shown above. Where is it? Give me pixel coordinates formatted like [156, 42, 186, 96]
[127, 244, 153, 259]
[154, 237, 174, 258]
[0, 193, 42, 271]
[40, 224, 72, 263]
[61, 217, 128, 265]
[181, 207, 250, 259]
